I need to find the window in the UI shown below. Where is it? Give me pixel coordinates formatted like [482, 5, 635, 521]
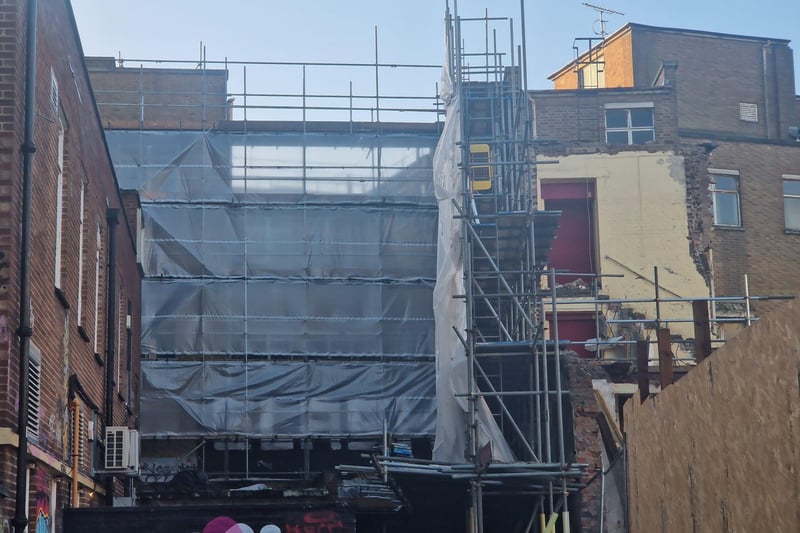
[579, 60, 605, 89]
[605, 103, 654, 144]
[77, 181, 85, 327]
[710, 171, 741, 227]
[53, 122, 65, 289]
[50, 68, 58, 116]
[94, 224, 102, 354]
[783, 175, 800, 231]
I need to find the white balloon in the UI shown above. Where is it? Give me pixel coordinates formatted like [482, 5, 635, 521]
[260, 526, 282, 533]
[226, 524, 254, 533]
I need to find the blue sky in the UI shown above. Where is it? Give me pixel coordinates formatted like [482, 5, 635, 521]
[71, 0, 800, 95]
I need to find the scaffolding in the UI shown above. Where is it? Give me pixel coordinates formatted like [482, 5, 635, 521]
[373, 6, 585, 533]
[89, 48, 453, 493]
[87, 10, 796, 532]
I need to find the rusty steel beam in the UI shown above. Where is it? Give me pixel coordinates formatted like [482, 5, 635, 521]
[657, 328, 674, 389]
[636, 340, 650, 404]
[692, 300, 712, 362]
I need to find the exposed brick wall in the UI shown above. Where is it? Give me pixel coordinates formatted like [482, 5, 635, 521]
[681, 146, 714, 285]
[564, 355, 610, 533]
[86, 58, 228, 130]
[531, 86, 678, 144]
[0, 0, 141, 524]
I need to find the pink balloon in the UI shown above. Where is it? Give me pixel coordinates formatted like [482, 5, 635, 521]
[203, 516, 238, 533]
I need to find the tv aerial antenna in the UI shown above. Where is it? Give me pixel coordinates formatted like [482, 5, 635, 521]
[582, 3, 624, 39]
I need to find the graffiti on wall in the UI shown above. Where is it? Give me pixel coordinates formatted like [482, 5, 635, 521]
[201, 511, 354, 533]
[34, 492, 50, 533]
[139, 460, 197, 484]
[0, 502, 11, 533]
[32, 468, 52, 533]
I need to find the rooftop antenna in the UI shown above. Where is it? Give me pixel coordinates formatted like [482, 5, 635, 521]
[582, 3, 624, 39]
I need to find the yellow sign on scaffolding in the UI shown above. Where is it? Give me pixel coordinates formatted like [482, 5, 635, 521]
[469, 143, 493, 191]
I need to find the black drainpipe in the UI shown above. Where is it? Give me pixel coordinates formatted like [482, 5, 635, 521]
[104, 207, 119, 505]
[13, 0, 38, 530]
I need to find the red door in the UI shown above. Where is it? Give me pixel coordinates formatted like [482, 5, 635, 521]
[542, 182, 596, 287]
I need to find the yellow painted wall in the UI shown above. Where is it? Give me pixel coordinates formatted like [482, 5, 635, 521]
[538, 150, 708, 355]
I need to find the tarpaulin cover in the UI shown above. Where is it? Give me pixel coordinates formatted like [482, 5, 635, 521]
[142, 205, 437, 279]
[431, 54, 516, 463]
[105, 130, 436, 202]
[141, 360, 435, 438]
[141, 279, 434, 358]
[109, 127, 441, 439]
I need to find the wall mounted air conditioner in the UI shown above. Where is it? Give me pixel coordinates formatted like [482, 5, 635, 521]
[104, 426, 140, 472]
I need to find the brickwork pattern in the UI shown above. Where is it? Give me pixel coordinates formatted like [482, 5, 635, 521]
[551, 25, 797, 141]
[531, 86, 678, 144]
[564, 355, 609, 533]
[0, 0, 141, 526]
[707, 141, 800, 313]
[87, 59, 228, 130]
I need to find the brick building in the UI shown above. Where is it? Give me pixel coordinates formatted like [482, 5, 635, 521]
[0, 1, 141, 531]
[547, 23, 800, 319]
[540, 23, 800, 531]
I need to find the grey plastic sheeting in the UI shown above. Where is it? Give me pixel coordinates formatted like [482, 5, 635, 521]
[139, 204, 437, 358]
[431, 64, 515, 463]
[112, 128, 440, 438]
[105, 130, 437, 202]
[141, 279, 434, 358]
[140, 360, 436, 438]
[142, 205, 437, 279]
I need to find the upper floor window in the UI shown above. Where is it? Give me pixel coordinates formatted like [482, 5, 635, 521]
[710, 170, 741, 227]
[605, 103, 654, 145]
[579, 60, 605, 89]
[783, 174, 800, 231]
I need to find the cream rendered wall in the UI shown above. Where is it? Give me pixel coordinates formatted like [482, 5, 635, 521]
[538, 150, 708, 358]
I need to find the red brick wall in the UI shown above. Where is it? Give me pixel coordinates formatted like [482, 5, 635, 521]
[707, 141, 800, 312]
[0, 0, 141, 524]
[0, 0, 26, 449]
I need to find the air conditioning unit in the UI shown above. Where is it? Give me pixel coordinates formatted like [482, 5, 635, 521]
[104, 426, 139, 472]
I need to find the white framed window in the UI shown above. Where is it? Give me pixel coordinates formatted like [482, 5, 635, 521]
[579, 60, 605, 89]
[605, 102, 655, 144]
[54, 122, 65, 289]
[783, 174, 800, 230]
[117, 295, 124, 392]
[710, 169, 742, 227]
[94, 224, 102, 354]
[77, 181, 86, 325]
[50, 67, 59, 116]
